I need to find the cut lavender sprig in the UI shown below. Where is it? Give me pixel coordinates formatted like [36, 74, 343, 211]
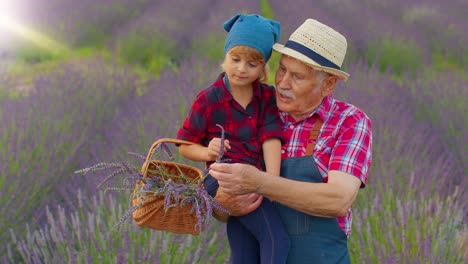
[162, 180, 187, 211]
[127, 152, 146, 163]
[160, 142, 174, 161]
[215, 124, 225, 163]
[74, 162, 124, 175]
[96, 167, 126, 190]
[158, 142, 188, 179]
[75, 162, 142, 191]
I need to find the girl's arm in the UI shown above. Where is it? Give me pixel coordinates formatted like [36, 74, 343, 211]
[262, 138, 281, 176]
[179, 144, 211, 162]
[179, 138, 231, 162]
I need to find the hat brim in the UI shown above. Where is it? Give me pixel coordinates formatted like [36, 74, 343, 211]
[273, 44, 350, 81]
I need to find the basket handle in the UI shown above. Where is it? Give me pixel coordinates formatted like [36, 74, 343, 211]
[142, 138, 195, 176]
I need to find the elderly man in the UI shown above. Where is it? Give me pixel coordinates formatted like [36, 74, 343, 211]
[210, 18, 372, 263]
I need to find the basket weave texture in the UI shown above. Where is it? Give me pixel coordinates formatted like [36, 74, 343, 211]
[132, 138, 204, 235]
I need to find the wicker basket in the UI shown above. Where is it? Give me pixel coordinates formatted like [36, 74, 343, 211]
[132, 138, 204, 235]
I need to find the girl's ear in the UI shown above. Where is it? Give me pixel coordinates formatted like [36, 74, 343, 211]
[223, 14, 242, 32]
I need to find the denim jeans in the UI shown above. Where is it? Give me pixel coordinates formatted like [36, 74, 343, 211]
[204, 174, 290, 264]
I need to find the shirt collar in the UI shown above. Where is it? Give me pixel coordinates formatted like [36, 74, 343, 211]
[213, 73, 262, 103]
[280, 94, 334, 124]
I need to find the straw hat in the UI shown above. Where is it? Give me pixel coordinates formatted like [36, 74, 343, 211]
[273, 19, 350, 81]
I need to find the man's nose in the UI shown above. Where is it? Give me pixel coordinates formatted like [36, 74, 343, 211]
[276, 73, 290, 87]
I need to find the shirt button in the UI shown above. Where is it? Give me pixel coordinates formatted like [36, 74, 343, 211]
[281, 150, 285, 154]
[289, 125, 294, 129]
[248, 116, 252, 119]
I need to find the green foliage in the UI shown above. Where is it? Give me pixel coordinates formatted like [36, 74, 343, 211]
[367, 36, 423, 76]
[115, 31, 177, 76]
[260, 0, 275, 19]
[408, 71, 467, 168]
[349, 188, 466, 263]
[0, 86, 20, 102]
[432, 52, 465, 72]
[7, 192, 230, 263]
[13, 43, 62, 64]
[266, 52, 281, 85]
[0, 59, 137, 245]
[190, 34, 225, 64]
[74, 23, 109, 48]
[69, 0, 150, 47]
[72, 46, 112, 60]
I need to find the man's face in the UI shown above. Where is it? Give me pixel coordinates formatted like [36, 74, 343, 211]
[275, 55, 327, 121]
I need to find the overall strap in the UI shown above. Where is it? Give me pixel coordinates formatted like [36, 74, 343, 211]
[305, 118, 323, 155]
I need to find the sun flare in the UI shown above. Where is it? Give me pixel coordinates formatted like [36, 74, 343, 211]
[0, 0, 16, 27]
[0, 0, 69, 53]
[0, 13, 17, 30]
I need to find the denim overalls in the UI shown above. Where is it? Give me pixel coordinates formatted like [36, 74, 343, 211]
[274, 118, 350, 263]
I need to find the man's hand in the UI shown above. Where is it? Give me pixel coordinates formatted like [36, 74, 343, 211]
[214, 187, 263, 219]
[209, 163, 264, 195]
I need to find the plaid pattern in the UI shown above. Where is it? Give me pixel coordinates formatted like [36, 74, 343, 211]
[177, 73, 283, 170]
[280, 94, 373, 235]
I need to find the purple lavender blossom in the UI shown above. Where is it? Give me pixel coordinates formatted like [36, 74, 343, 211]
[215, 124, 226, 163]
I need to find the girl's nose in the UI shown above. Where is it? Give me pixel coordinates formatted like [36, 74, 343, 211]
[237, 62, 247, 72]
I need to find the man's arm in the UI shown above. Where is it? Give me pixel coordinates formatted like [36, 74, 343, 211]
[259, 169, 361, 217]
[210, 112, 371, 217]
[209, 163, 361, 217]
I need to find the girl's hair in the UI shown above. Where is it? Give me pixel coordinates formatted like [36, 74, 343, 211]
[223, 46, 269, 83]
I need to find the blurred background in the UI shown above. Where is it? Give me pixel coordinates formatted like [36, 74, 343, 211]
[0, 0, 466, 263]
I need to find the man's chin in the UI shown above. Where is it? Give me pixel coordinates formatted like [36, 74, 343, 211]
[276, 98, 293, 112]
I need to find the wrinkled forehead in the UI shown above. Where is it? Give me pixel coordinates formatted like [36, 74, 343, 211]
[280, 54, 336, 80]
[279, 55, 316, 74]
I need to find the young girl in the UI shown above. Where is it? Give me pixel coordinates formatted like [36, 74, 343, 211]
[177, 13, 289, 264]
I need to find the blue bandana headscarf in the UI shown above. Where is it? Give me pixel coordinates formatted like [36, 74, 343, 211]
[223, 14, 281, 62]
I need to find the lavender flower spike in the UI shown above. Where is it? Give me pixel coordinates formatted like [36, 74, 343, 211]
[215, 124, 225, 163]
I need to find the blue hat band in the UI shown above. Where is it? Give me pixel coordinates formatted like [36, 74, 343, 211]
[284, 41, 340, 70]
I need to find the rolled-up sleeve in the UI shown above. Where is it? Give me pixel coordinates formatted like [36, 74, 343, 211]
[176, 95, 208, 144]
[329, 114, 372, 187]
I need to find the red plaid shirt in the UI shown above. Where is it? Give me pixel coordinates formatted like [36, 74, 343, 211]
[280, 94, 373, 235]
[177, 73, 283, 169]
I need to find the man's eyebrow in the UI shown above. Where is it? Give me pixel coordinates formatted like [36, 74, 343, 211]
[279, 65, 306, 75]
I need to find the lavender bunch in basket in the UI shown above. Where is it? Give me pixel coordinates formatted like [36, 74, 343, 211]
[75, 135, 229, 234]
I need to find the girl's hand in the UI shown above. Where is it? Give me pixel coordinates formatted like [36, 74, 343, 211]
[207, 137, 231, 161]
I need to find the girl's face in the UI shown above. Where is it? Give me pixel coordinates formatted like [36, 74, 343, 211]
[223, 47, 264, 90]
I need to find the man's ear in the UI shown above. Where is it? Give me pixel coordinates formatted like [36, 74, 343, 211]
[321, 75, 338, 96]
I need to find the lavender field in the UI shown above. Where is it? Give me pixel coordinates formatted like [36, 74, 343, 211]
[0, 0, 466, 263]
